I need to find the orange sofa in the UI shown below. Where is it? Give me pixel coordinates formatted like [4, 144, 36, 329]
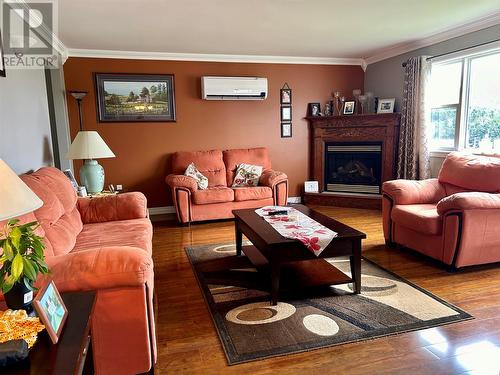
[166, 147, 288, 223]
[6, 167, 156, 374]
[382, 152, 500, 269]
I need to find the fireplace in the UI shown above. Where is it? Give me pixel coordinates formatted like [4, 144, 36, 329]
[305, 113, 400, 209]
[325, 143, 382, 194]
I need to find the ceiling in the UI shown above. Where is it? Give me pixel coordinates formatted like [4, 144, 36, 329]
[58, 0, 500, 62]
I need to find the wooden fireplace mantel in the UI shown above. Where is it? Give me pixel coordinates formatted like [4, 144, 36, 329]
[305, 113, 401, 209]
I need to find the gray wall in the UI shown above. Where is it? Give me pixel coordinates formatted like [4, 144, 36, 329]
[365, 24, 500, 113]
[0, 68, 53, 173]
[365, 23, 500, 176]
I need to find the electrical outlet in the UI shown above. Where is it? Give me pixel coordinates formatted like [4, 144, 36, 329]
[116, 184, 123, 191]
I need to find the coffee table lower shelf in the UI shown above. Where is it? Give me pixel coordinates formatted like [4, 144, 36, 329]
[241, 245, 354, 296]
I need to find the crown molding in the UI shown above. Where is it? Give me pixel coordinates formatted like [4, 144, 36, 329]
[365, 11, 500, 66]
[66, 48, 366, 67]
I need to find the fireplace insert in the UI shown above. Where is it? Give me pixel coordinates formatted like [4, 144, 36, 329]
[324, 143, 382, 194]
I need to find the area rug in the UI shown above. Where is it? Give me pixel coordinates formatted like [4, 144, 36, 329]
[186, 242, 472, 365]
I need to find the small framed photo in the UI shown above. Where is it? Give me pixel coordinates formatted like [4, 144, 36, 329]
[304, 181, 319, 193]
[308, 103, 321, 117]
[377, 98, 395, 113]
[281, 106, 292, 121]
[343, 101, 356, 115]
[33, 281, 68, 344]
[280, 88, 291, 104]
[281, 123, 292, 138]
[63, 169, 78, 191]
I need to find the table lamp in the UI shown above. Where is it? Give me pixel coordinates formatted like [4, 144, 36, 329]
[66, 131, 115, 194]
[0, 159, 43, 221]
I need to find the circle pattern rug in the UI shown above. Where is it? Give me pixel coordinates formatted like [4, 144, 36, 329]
[186, 242, 472, 365]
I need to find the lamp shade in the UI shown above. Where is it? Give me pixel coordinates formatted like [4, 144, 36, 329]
[0, 159, 43, 221]
[66, 131, 115, 160]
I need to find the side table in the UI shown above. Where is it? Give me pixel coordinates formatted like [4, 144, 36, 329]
[1, 291, 96, 375]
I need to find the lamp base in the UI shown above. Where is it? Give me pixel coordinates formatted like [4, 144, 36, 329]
[80, 159, 105, 194]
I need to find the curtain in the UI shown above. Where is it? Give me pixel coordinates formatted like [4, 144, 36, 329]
[397, 56, 431, 180]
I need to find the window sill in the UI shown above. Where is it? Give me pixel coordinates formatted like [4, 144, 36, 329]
[430, 150, 452, 158]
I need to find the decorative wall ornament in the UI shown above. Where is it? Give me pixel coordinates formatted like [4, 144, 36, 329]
[280, 83, 292, 138]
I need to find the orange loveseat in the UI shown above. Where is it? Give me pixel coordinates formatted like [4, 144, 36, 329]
[382, 152, 500, 269]
[166, 147, 288, 223]
[4, 167, 156, 374]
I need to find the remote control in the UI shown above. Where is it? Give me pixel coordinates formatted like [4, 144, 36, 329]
[268, 210, 288, 216]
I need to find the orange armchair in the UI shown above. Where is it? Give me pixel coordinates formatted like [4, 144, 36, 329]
[382, 152, 500, 269]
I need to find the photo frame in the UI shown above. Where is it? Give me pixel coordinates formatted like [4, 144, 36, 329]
[0, 30, 6, 77]
[280, 88, 291, 104]
[343, 101, 356, 115]
[95, 73, 176, 122]
[377, 98, 395, 113]
[63, 169, 78, 191]
[308, 103, 321, 117]
[33, 281, 68, 344]
[281, 106, 292, 121]
[304, 181, 319, 193]
[281, 123, 292, 138]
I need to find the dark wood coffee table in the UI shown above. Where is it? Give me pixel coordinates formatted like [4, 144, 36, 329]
[233, 204, 366, 305]
[2, 291, 96, 375]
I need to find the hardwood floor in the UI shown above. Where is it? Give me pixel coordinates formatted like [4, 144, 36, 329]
[153, 206, 500, 375]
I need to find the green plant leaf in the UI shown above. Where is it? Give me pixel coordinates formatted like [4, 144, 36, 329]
[9, 227, 22, 249]
[2, 241, 14, 261]
[22, 258, 37, 281]
[1, 275, 15, 293]
[7, 219, 19, 227]
[11, 253, 23, 281]
[23, 277, 35, 291]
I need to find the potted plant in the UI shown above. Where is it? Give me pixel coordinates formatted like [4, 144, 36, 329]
[0, 219, 49, 310]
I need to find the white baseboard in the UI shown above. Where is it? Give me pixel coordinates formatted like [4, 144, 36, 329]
[148, 206, 176, 216]
[148, 196, 302, 216]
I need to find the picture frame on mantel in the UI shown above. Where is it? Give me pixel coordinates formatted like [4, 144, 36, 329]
[377, 98, 395, 113]
[343, 101, 355, 115]
[95, 73, 176, 122]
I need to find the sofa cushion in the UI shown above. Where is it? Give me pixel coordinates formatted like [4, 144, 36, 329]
[172, 150, 227, 187]
[232, 163, 263, 187]
[223, 148, 272, 186]
[192, 186, 234, 205]
[391, 204, 442, 235]
[438, 152, 500, 193]
[233, 186, 273, 201]
[72, 218, 153, 255]
[184, 162, 208, 190]
[21, 167, 83, 257]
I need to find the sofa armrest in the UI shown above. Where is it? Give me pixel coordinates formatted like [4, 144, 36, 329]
[382, 178, 446, 205]
[165, 174, 198, 193]
[437, 192, 500, 215]
[77, 192, 148, 224]
[39, 246, 154, 292]
[259, 170, 288, 188]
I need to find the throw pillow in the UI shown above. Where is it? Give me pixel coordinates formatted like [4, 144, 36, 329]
[184, 162, 208, 190]
[232, 163, 263, 187]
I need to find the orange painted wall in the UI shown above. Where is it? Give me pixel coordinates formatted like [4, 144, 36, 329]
[63, 57, 364, 207]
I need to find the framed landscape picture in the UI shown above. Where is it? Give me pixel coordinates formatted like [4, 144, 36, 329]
[95, 73, 176, 122]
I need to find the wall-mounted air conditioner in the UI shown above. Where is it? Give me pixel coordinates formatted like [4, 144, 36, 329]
[201, 76, 268, 100]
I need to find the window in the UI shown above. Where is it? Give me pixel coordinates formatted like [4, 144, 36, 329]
[428, 46, 500, 153]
